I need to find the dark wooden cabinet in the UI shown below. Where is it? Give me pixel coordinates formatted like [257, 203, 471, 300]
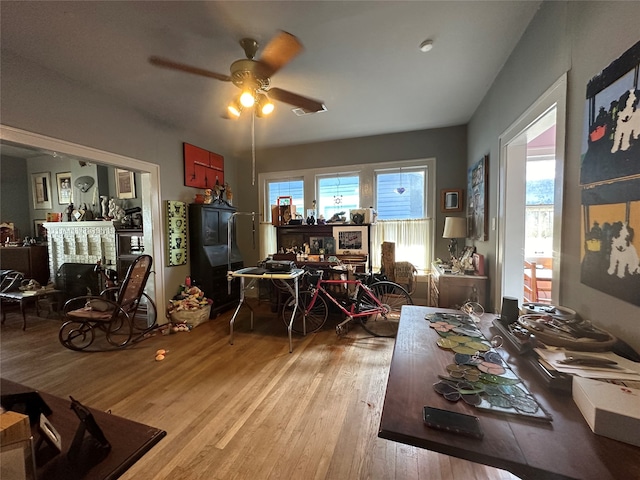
[0, 245, 50, 284]
[275, 224, 371, 271]
[189, 202, 242, 316]
[115, 227, 144, 279]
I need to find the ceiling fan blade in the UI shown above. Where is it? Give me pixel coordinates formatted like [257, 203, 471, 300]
[268, 88, 326, 114]
[259, 31, 304, 77]
[149, 56, 231, 82]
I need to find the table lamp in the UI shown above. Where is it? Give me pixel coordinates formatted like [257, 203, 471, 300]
[443, 216, 466, 260]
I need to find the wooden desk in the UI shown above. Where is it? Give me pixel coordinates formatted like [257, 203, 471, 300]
[378, 306, 640, 480]
[1, 378, 166, 480]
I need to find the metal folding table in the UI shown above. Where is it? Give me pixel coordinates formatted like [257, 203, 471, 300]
[227, 267, 305, 352]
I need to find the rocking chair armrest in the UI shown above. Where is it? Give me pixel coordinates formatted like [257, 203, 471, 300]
[100, 286, 119, 296]
[62, 295, 119, 314]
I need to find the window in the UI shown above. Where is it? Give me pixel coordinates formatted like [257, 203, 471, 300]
[375, 169, 426, 220]
[259, 158, 435, 273]
[267, 179, 304, 221]
[317, 175, 359, 220]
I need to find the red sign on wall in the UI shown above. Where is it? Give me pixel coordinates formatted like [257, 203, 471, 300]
[183, 143, 224, 188]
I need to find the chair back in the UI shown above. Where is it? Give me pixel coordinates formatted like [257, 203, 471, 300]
[523, 260, 538, 302]
[0, 270, 24, 292]
[116, 255, 153, 314]
[394, 261, 417, 295]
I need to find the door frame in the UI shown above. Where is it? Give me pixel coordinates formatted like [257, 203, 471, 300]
[495, 74, 567, 308]
[0, 124, 166, 312]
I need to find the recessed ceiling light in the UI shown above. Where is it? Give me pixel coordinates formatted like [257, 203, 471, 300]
[419, 39, 433, 52]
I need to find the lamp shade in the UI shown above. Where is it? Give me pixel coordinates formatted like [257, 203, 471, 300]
[443, 216, 466, 239]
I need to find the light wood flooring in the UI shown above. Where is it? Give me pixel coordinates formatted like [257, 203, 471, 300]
[0, 303, 519, 480]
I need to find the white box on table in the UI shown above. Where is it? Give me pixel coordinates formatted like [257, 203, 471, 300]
[572, 376, 640, 447]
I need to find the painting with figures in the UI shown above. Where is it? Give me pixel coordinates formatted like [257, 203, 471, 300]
[580, 40, 640, 306]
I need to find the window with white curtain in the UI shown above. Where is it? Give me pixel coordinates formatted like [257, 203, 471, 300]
[258, 158, 435, 272]
[370, 219, 432, 272]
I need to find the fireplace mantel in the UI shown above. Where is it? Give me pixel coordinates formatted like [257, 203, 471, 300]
[43, 221, 117, 277]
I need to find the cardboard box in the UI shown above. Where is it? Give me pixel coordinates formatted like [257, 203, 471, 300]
[572, 376, 640, 447]
[0, 411, 30, 447]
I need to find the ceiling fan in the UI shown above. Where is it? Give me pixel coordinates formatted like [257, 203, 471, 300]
[149, 31, 326, 117]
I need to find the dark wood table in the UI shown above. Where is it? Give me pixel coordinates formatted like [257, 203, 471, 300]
[1, 378, 166, 480]
[378, 306, 640, 480]
[0, 289, 63, 330]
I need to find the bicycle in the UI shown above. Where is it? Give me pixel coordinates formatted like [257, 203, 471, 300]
[281, 268, 413, 337]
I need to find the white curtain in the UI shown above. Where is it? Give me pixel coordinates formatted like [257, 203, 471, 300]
[371, 218, 432, 272]
[259, 222, 277, 260]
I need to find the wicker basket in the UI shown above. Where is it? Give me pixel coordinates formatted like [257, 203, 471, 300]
[169, 304, 211, 328]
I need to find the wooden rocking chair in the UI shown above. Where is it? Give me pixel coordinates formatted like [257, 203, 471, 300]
[59, 255, 155, 351]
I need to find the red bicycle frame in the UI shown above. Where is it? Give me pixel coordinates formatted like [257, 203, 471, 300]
[305, 276, 387, 319]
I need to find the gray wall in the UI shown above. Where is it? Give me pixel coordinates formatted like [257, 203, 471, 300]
[234, 125, 468, 266]
[1, 50, 240, 303]
[468, 1, 640, 350]
[0, 155, 30, 238]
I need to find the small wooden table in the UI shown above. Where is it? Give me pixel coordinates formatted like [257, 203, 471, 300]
[378, 305, 640, 480]
[0, 289, 62, 330]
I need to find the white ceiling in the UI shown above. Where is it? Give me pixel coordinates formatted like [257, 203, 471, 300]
[0, 1, 541, 156]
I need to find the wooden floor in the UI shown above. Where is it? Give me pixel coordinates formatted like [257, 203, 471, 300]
[0, 303, 519, 480]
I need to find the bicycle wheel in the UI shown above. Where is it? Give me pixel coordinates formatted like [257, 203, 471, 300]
[359, 281, 412, 337]
[282, 290, 328, 334]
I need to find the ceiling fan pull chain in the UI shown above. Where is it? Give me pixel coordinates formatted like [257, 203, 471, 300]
[252, 112, 256, 186]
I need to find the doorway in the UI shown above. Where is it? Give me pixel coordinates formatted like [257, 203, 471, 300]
[0, 124, 166, 310]
[496, 74, 567, 307]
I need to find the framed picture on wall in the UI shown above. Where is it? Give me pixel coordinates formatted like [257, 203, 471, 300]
[56, 172, 73, 204]
[333, 226, 368, 255]
[32, 172, 52, 210]
[467, 155, 489, 241]
[115, 169, 136, 199]
[440, 188, 463, 212]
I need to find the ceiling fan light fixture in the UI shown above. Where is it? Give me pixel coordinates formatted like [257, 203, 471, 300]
[228, 97, 243, 118]
[256, 94, 275, 116]
[240, 90, 255, 108]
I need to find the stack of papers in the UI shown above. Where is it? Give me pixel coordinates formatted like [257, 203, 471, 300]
[534, 348, 640, 384]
